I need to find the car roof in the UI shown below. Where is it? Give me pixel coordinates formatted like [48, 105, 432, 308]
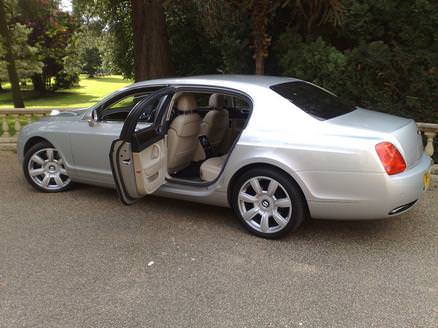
[130, 74, 299, 90]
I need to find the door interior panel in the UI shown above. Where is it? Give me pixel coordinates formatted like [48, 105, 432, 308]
[132, 139, 166, 194]
[111, 140, 142, 203]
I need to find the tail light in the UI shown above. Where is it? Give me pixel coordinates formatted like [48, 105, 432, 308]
[375, 142, 406, 175]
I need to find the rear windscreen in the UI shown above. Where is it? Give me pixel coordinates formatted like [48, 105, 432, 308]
[271, 82, 356, 120]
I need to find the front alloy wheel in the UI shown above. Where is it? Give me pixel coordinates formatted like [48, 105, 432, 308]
[23, 141, 72, 192]
[231, 167, 307, 238]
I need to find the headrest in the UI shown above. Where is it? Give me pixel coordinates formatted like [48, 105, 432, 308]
[176, 95, 197, 112]
[208, 93, 225, 109]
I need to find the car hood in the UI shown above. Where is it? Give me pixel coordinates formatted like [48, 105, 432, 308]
[40, 108, 89, 122]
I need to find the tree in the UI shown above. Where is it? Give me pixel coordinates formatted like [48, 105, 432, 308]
[18, 0, 79, 91]
[165, 1, 223, 76]
[251, 0, 271, 74]
[275, 0, 438, 123]
[103, 0, 135, 78]
[0, 0, 24, 107]
[0, 23, 42, 81]
[82, 47, 101, 77]
[63, 7, 116, 77]
[131, 0, 173, 81]
[73, 0, 173, 81]
[196, 0, 345, 74]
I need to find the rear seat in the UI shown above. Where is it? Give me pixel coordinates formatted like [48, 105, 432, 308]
[200, 155, 227, 182]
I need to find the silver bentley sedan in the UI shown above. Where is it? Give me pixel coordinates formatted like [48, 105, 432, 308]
[17, 75, 432, 238]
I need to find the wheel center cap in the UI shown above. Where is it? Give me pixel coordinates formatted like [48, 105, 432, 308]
[46, 163, 58, 173]
[261, 200, 270, 208]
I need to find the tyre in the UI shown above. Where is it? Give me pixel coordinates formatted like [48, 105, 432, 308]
[231, 167, 307, 239]
[23, 141, 73, 192]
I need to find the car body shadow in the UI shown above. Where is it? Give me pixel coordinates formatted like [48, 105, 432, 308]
[35, 182, 423, 245]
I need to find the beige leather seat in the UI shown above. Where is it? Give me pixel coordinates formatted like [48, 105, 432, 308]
[167, 95, 201, 173]
[200, 155, 227, 182]
[200, 94, 229, 149]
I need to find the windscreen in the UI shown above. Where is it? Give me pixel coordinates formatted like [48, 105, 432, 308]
[271, 82, 356, 120]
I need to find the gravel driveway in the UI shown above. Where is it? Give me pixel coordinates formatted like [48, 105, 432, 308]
[0, 151, 437, 328]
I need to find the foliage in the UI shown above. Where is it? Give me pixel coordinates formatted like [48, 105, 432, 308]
[102, 0, 134, 78]
[81, 47, 102, 77]
[274, 0, 438, 123]
[63, 22, 114, 79]
[276, 30, 346, 89]
[72, 0, 346, 76]
[165, 1, 230, 75]
[53, 70, 79, 89]
[73, 0, 134, 78]
[287, 0, 346, 33]
[2, 0, 435, 123]
[0, 22, 42, 81]
[0, 0, 25, 107]
[62, 30, 82, 77]
[190, 1, 253, 74]
[193, 0, 346, 74]
[17, 0, 79, 90]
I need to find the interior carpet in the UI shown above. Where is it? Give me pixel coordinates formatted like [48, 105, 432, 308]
[171, 162, 202, 180]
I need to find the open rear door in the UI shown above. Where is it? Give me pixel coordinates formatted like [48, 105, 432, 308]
[110, 87, 174, 205]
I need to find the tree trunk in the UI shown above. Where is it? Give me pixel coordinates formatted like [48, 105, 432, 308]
[255, 50, 265, 75]
[32, 75, 46, 92]
[251, 0, 271, 75]
[131, 0, 173, 82]
[0, 0, 25, 108]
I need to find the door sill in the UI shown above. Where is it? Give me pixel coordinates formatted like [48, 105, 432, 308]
[165, 177, 214, 187]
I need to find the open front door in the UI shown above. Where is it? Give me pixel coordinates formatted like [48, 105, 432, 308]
[110, 87, 174, 205]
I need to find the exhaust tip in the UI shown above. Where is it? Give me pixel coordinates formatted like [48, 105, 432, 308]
[388, 200, 417, 215]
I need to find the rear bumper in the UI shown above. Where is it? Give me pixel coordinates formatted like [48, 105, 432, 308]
[383, 153, 432, 215]
[307, 153, 432, 220]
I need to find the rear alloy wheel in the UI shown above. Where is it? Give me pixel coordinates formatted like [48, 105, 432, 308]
[231, 167, 307, 238]
[23, 142, 73, 192]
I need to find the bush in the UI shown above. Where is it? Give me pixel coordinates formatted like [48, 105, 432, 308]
[274, 1, 438, 124]
[82, 47, 103, 78]
[53, 71, 79, 90]
[276, 31, 347, 93]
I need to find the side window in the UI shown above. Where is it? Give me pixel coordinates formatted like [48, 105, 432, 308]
[135, 95, 168, 131]
[195, 94, 210, 107]
[101, 93, 150, 121]
[137, 97, 160, 123]
[233, 96, 249, 109]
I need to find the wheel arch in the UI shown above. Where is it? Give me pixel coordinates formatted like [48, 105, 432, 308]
[23, 137, 53, 156]
[226, 162, 310, 211]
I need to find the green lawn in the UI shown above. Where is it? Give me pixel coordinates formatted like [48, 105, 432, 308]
[0, 75, 132, 109]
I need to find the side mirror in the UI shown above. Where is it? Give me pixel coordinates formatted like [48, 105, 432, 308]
[88, 109, 99, 127]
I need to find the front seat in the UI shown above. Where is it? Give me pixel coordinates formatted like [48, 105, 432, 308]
[167, 95, 201, 174]
[199, 94, 229, 150]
